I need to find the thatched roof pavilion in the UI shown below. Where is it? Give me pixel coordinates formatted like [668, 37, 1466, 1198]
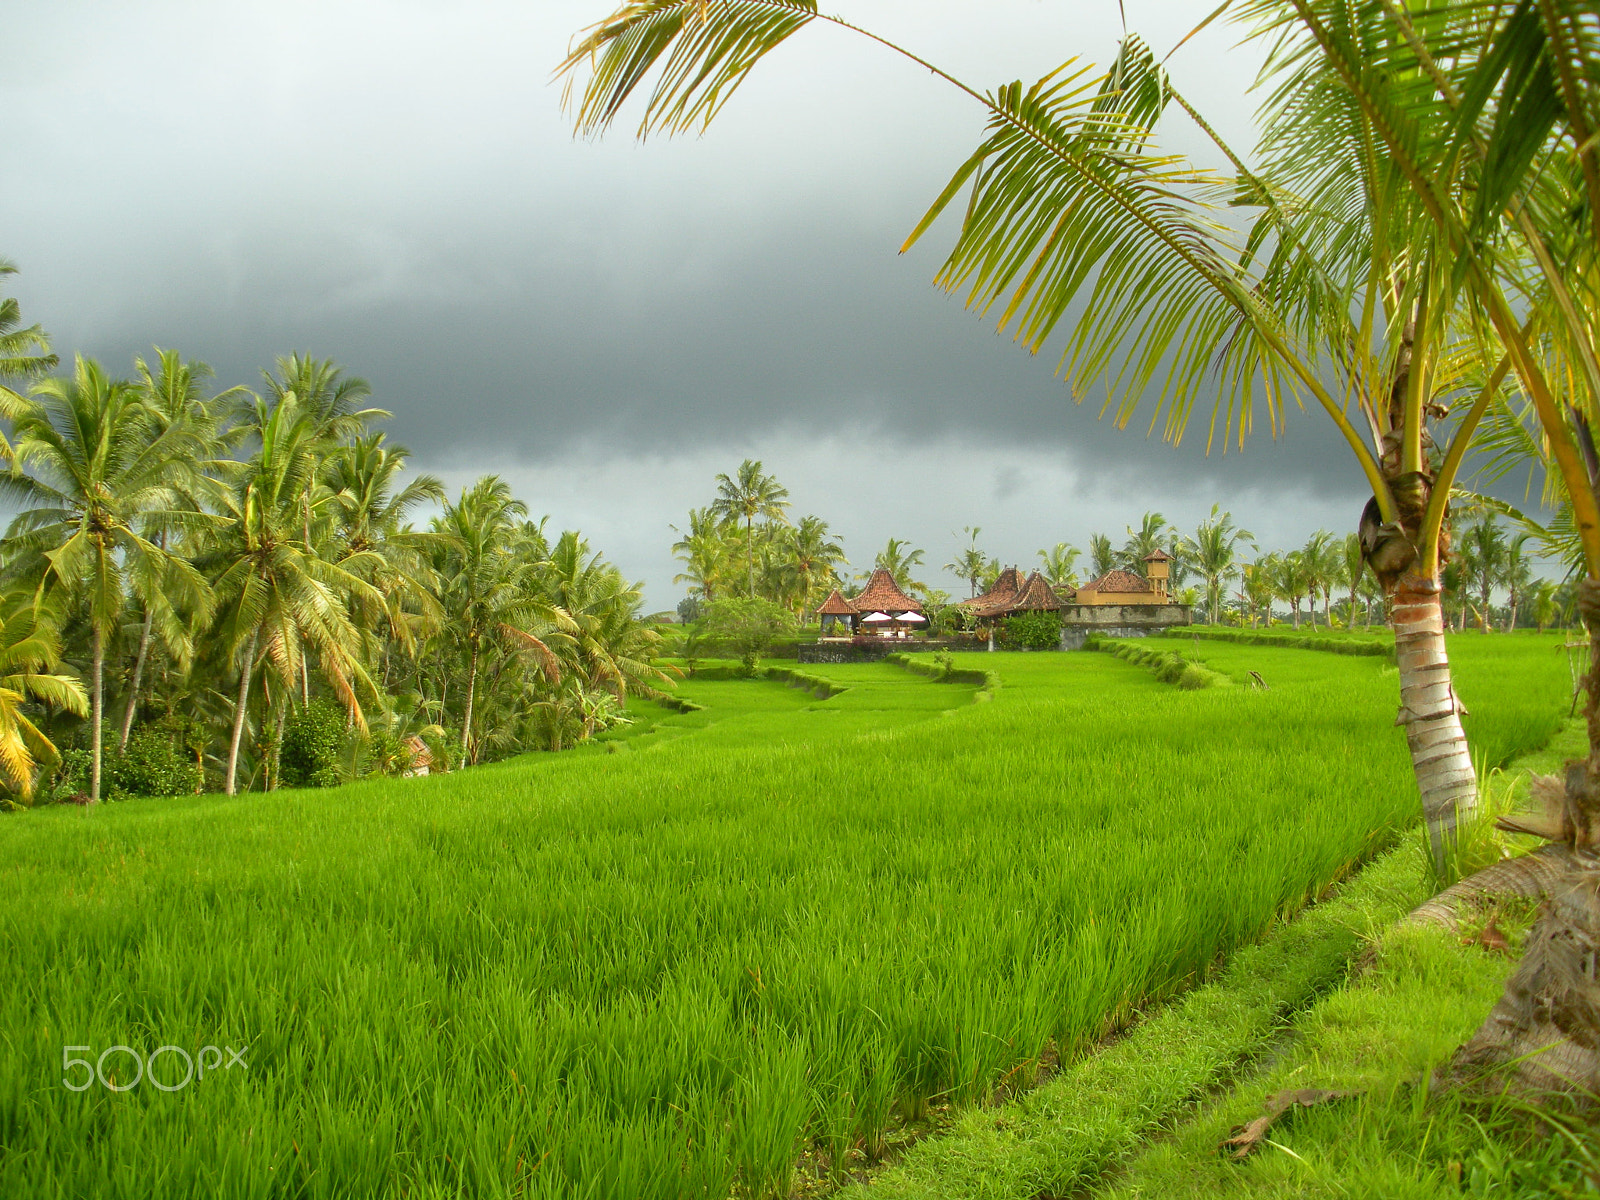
[963, 568, 1063, 621]
[850, 568, 923, 616]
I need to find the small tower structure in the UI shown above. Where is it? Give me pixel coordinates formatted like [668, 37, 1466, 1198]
[1143, 548, 1174, 600]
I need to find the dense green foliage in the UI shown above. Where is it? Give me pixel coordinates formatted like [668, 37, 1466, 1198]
[999, 610, 1061, 650]
[0, 638, 1570, 1198]
[0, 350, 666, 802]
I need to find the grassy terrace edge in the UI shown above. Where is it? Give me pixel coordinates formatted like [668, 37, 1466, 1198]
[837, 833, 1423, 1199]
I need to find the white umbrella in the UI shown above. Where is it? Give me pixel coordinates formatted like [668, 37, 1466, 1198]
[860, 611, 893, 622]
[899, 612, 927, 623]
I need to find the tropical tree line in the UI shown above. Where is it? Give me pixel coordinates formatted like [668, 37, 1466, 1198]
[0, 323, 667, 805]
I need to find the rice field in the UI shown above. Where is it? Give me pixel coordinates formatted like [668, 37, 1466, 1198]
[0, 641, 1572, 1198]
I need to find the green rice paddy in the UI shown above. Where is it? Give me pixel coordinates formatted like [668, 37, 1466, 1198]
[0, 636, 1574, 1198]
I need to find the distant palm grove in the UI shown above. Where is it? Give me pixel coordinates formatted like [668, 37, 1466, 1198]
[673, 460, 1562, 636]
[0, 280, 666, 806]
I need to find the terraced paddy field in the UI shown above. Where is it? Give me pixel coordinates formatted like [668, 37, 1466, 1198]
[0, 636, 1574, 1198]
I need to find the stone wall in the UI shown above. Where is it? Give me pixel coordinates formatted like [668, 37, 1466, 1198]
[1059, 603, 1192, 650]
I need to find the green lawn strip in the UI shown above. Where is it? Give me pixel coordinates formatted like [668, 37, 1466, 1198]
[844, 847, 1422, 1200]
[1088, 915, 1573, 1200]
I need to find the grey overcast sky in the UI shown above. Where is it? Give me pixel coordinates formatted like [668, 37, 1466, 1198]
[4, 1, 1379, 609]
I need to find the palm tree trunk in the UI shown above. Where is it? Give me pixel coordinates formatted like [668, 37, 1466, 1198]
[90, 626, 105, 804]
[460, 640, 479, 762]
[225, 627, 260, 797]
[118, 608, 154, 751]
[1393, 573, 1479, 876]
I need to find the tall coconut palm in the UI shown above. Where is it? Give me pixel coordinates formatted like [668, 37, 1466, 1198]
[1087, 533, 1115, 581]
[1501, 533, 1535, 632]
[432, 477, 571, 764]
[0, 589, 88, 800]
[710, 459, 790, 597]
[117, 348, 246, 750]
[203, 392, 386, 795]
[1118, 512, 1169, 572]
[1187, 506, 1253, 624]
[1459, 517, 1509, 633]
[786, 515, 847, 617]
[0, 260, 57, 428]
[670, 507, 732, 602]
[323, 432, 446, 668]
[944, 526, 988, 597]
[1341, 532, 1368, 629]
[543, 529, 670, 704]
[872, 537, 927, 596]
[2, 356, 214, 802]
[1036, 542, 1082, 590]
[1299, 531, 1342, 628]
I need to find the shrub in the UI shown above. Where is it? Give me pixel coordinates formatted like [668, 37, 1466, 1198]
[280, 700, 347, 789]
[106, 727, 203, 799]
[697, 598, 797, 674]
[1000, 610, 1062, 650]
[676, 596, 704, 624]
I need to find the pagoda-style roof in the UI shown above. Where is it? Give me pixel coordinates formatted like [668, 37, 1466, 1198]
[816, 588, 856, 617]
[1010, 570, 1063, 612]
[968, 569, 1063, 618]
[1143, 548, 1175, 562]
[959, 565, 1023, 609]
[849, 568, 923, 614]
[1080, 568, 1154, 595]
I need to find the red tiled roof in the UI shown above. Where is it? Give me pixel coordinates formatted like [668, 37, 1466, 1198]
[402, 734, 434, 769]
[816, 588, 856, 616]
[1010, 570, 1062, 612]
[970, 569, 1063, 618]
[1080, 569, 1153, 595]
[1143, 548, 1175, 562]
[849, 568, 923, 614]
[959, 565, 1023, 609]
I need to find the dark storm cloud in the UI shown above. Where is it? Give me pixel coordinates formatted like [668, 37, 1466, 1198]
[0, 0, 1397, 602]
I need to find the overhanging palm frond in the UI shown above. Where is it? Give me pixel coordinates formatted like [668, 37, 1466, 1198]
[906, 54, 1297, 452]
[561, 0, 819, 137]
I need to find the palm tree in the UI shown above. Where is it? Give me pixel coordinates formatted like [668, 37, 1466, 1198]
[873, 537, 927, 596]
[323, 433, 447, 688]
[0, 260, 57, 421]
[1531, 579, 1560, 634]
[1501, 534, 1535, 632]
[1118, 512, 1168, 572]
[1459, 518, 1509, 634]
[0, 590, 88, 800]
[2, 356, 214, 802]
[1299, 531, 1341, 628]
[1187, 506, 1253, 624]
[786, 515, 847, 617]
[1087, 533, 1115, 581]
[671, 507, 732, 602]
[116, 348, 245, 750]
[202, 392, 385, 794]
[944, 526, 988, 597]
[1241, 558, 1277, 628]
[1036, 542, 1082, 589]
[710, 459, 790, 597]
[543, 529, 670, 705]
[1341, 533, 1368, 629]
[432, 477, 570, 764]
